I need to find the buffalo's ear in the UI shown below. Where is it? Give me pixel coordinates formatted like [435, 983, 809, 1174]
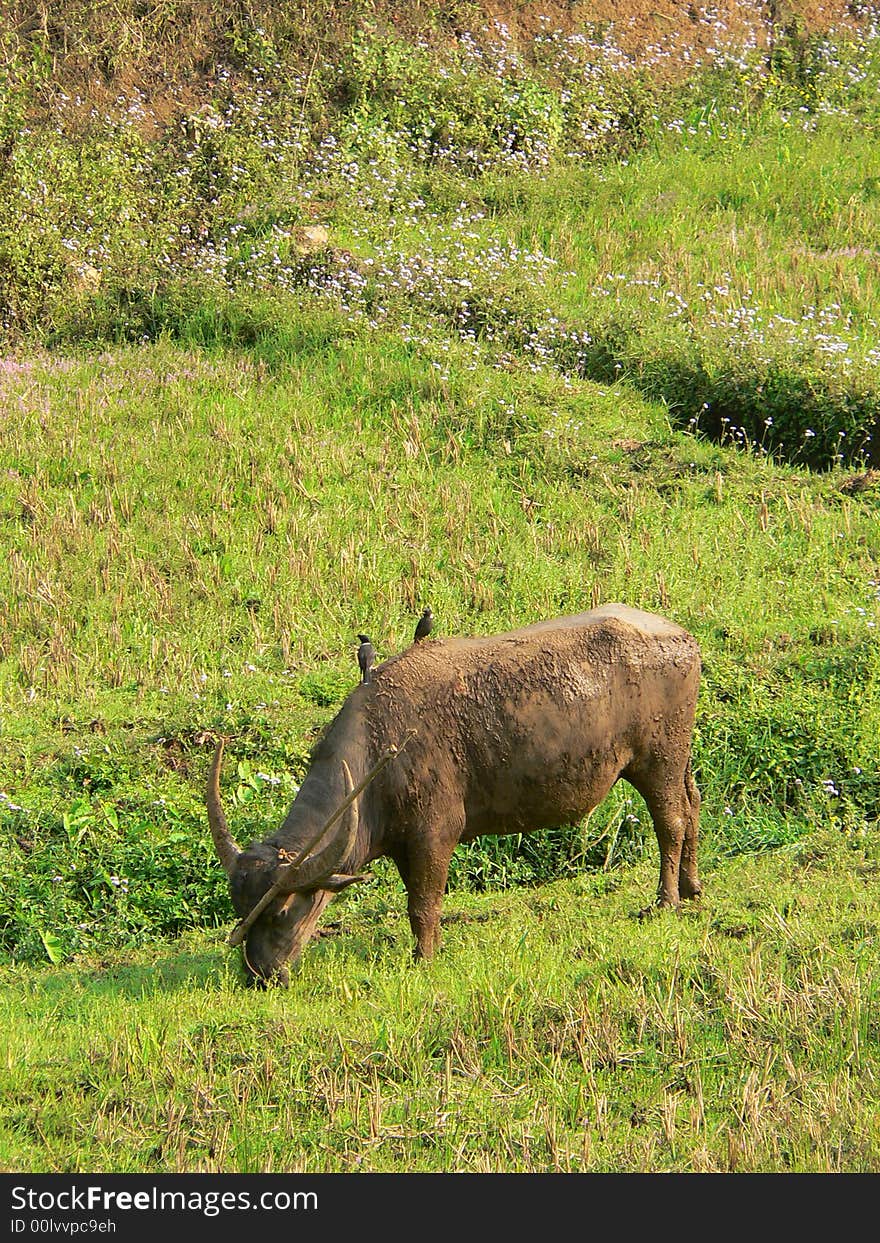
[320, 872, 373, 893]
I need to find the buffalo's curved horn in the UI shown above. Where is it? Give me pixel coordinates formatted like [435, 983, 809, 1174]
[279, 760, 361, 893]
[206, 739, 242, 875]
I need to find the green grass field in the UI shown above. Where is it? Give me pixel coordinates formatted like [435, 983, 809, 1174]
[1, 1, 879, 1173]
[4, 829, 880, 1171]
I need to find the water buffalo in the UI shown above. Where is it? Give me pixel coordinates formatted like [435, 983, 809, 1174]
[207, 604, 702, 985]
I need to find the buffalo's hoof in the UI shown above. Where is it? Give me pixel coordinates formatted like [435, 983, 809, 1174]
[636, 899, 678, 921]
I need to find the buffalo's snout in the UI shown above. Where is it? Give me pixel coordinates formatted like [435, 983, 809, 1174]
[239, 889, 333, 987]
[242, 933, 293, 987]
[244, 962, 290, 989]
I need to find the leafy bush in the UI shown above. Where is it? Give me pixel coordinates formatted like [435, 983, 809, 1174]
[574, 309, 880, 468]
[0, 743, 303, 964]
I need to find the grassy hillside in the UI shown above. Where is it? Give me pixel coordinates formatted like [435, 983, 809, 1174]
[1, 1, 879, 1173]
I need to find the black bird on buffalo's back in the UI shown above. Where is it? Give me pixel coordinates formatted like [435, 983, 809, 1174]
[414, 607, 433, 642]
[357, 634, 375, 684]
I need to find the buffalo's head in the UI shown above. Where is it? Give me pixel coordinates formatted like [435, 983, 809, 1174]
[206, 741, 366, 986]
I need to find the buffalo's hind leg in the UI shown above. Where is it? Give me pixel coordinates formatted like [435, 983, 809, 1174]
[625, 755, 701, 909]
[678, 759, 702, 901]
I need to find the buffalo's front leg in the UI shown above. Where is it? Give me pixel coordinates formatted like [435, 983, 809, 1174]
[403, 832, 458, 960]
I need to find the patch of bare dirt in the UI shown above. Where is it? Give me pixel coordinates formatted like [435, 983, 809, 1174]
[481, 1, 867, 72]
[0, 0, 872, 124]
